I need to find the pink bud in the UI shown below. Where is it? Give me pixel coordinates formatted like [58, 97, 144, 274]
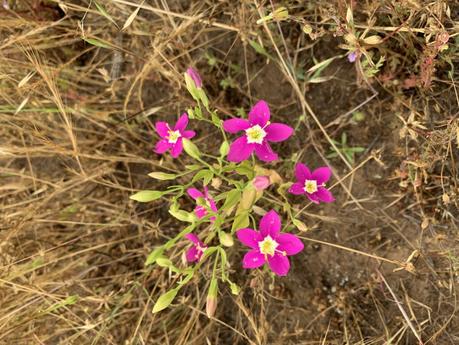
[186, 67, 202, 88]
[206, 296, 217, 318]
[252, 176, 270, 191]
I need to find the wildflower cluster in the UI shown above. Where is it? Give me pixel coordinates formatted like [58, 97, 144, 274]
[131, 68, 335, 316]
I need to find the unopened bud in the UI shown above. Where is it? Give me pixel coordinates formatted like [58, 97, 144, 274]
[219, 231, 234, 247]
[206, 278, 218, 318]
[252, 175, 270, 191]
[186, 67, 202, 88]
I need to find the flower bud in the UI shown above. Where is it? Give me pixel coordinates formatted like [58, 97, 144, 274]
[186, 67, 202, 88]
[219, 231, 234, 247]
[206, 278, 218, 318]
[252, 175, 270, 191]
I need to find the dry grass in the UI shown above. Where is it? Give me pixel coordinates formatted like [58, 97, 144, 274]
[1, 1, 458, 344]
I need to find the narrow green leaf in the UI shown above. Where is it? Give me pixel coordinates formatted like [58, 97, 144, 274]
[152, 289, 178, 313]
[82, 37, 112, 49]
[222, 189, 241, 211]
[145, 247, 164, 266]
[248, 40, 273, 60]
[94, 1, 119, 28]
[156, 257, 173, 268]
[231, 212, 249, 233]
[192, 169, 213, 185]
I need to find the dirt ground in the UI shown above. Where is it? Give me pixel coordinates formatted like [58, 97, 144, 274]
[1, 1, 458, 344]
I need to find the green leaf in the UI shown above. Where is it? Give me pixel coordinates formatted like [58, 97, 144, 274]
[234, 163, 254, 179]
[145, 247, 164, 266]
[192, 169, 213, 185]
[222, 189, 241, 211]
[182, 139, 201, 160]
[231, 212, 249, 233]
[248, 40, 273, 60]
[152, 288, 179, 313]
[130, 190, 163, 202]
[40, 295, 79, 314]
[293, 219, 309, 232]
[307, 56, 339, 74]
[148, 172, 177, 180]
[94, 1, 119, 28]
[156, 257, 173, 268]
[229, 282, 240, 295]
[82, 37, 112, 49]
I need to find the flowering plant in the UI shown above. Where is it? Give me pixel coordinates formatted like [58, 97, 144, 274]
[130, 67, 335, 316]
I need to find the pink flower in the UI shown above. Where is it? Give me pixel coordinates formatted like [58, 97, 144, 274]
[186, 67, 202, 88]
[184, 233, 207, 262]
[187, 186, 218, 221]
[154, 113, 196, 158]
[223, 100, 293, 162]
[236, 210, 304, 276]
[288, 163, 335, 204]
[252, 176, 270, 191]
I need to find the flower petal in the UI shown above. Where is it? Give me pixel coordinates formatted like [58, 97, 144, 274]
[154, 139, 171, 154]
[185, 233, 200, 244]
[254, 142, 278, 162]
[312, 167, 332, 184]
[248, 100, 270, 126]
[227, 136, 255, 162]
[315, 187, 335, 203]
[185, 246, 199, 262]
[288, 182, 304, 195]
[242, 250, 266, 269]
[170, 138, 183, 158]
[182, 130, 196, 139]
[276, 233, 304, 255]
[155, 121, 170, 138]
[187, 188, 204, 200]
[208, 198, 218, 213]
[306, 192, 320, 204]
[174, 113, 189, 132]
[295, 163, 312, 182]
[223, 118, 250, 133]
[259, 210, 281, 237]
[265, 123, 293, 142]
[267, 253, 290, 276]
[195, 205, 207, 219]
[236, 228, 261, 249]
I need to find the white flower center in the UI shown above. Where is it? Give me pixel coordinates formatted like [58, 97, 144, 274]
[245, 125, 267, 144]
[304, 179, 318, 194]
[167, 130, 181, 144]
[258, 235, 279, 256]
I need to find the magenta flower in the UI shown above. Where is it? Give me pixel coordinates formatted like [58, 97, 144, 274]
[288, 163, 335, 204]
[223, 100, 293, 162]
[186, 67, 202, 88]
[184, 233, 207, 262]
[154, 113, 196, 158]
[236, 210, 304, 276]
[187, 186, 218, 221]
[253, 175, 270, 191]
